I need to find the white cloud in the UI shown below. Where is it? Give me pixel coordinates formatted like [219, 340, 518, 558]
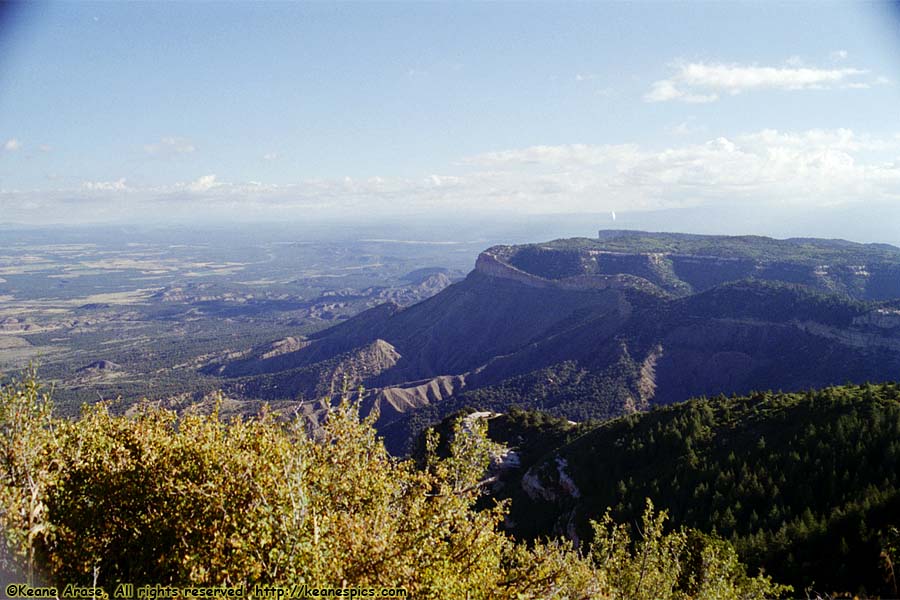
[830, 49, 849, 61]
[461, 129, 900, 211]
[734, 128, 896, 152]
[575, 73, 594, 82]
[82, 178, 128, 191]
[144, 137, 196, 155]
[5, 129, 900, 224]
[187, 174, 218, 192]
[4, 139, 21, 152]
[263, 152, 278, 161]
[646, 60, 871, 103]
[645, 79, 719, 103]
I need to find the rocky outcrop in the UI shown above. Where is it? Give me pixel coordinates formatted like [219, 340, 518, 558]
[71, 359, 125, 385]
[77, 359, 120, 372]
[475, 249, 664, 294]
[370, 373, 466, 418]
[474, 250, 553, 287]
[259, 337, 310, 360]
[322, 339, 402, 393]
[636, 344, 663, 410]
[521, 457, 581, 503]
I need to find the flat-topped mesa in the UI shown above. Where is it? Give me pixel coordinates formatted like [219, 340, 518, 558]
[474, 246, 666, 294]
[474, 248, 549, 287]
[474, 231, 900, 300]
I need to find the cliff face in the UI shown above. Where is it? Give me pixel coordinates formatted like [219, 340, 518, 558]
[474, 250, 551, 288]
[475, 248, 665, 295]
[477, 233, 900, 301]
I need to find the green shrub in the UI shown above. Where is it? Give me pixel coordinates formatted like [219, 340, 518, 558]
[0, 373, 786, 599]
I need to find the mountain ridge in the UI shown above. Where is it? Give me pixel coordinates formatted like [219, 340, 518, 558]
[478, 230, 900, 299]
[202, 230, 900, 450]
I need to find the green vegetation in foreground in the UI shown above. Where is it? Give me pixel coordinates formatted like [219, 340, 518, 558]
[0, 372, 787, 599]
[505, 383, 900, 597]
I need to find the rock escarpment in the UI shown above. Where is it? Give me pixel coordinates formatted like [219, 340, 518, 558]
[475, 231, 900, 300]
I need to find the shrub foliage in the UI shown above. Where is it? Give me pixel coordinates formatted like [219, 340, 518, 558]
[0, 372, 786, 599]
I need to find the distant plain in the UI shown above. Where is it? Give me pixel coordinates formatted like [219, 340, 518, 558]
[0, 222, 492, 412]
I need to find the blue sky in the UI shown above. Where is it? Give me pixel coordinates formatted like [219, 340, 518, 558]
[1, 1, 900, 231]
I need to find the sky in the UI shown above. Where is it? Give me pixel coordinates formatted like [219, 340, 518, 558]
[1, 1, 900, 238]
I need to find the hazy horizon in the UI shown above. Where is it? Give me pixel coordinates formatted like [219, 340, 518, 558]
[5, 204, 900, 247]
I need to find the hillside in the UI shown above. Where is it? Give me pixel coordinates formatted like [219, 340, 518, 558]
[477, 383, 900, 596]
[201, 231, 900, 451]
